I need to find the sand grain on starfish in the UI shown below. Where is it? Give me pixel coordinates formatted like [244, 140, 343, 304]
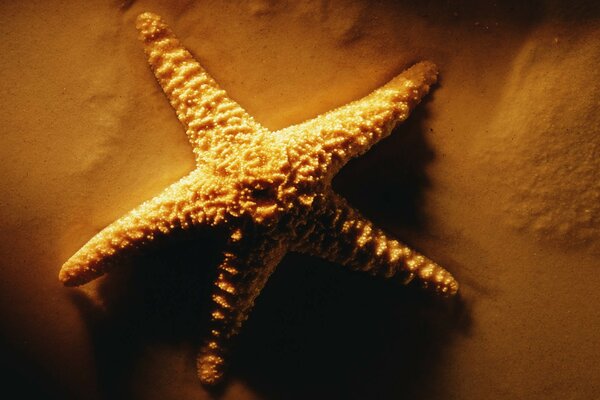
[60, 12, 458, 385]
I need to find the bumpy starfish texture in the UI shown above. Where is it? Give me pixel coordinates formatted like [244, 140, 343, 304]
[60, 12, 458, 385]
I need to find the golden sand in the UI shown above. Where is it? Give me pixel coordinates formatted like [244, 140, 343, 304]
[0, 1, 598, 399]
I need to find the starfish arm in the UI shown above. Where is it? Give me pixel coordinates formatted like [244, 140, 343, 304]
[293, 194, 458, 296]
[281, 61, 438, 178]
[59, 173, 211, 286]
[197, 237, 286, 385]
[136, 12, 264, 161]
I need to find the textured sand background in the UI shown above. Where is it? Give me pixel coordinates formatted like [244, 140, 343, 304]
[0, 0, 598, 399]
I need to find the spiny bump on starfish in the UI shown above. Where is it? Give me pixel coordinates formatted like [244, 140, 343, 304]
[60, 11, 458, 385]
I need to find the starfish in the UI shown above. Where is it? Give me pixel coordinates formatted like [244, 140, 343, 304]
[60, 12, 458, 385]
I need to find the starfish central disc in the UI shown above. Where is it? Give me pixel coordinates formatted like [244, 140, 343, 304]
[59, 12, 458, 385]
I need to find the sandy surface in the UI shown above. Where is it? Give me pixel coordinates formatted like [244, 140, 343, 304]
[0, 1, 598, 399]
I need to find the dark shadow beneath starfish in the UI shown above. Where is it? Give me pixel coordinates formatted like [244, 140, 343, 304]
[234, 255, 470, 400]
[334, 90, 436, 231]
[70, 251, 469, 400]
[69, 227, 225, 399]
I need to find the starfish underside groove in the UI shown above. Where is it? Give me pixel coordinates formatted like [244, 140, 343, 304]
[60, 12, 458, 385]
